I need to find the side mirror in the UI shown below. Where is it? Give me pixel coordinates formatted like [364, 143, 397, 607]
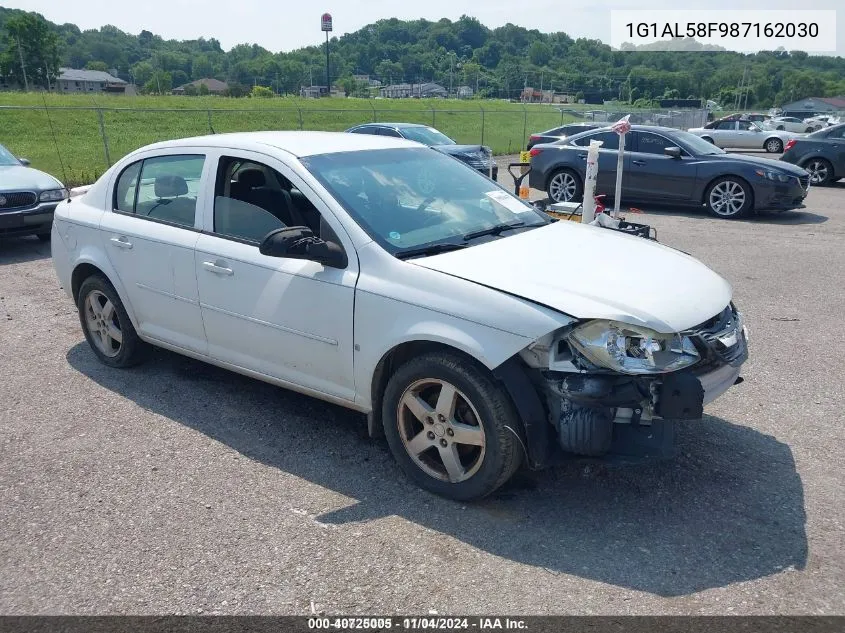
[18, 157, 30, 166]
[259, 226, 348, 269]
[664, 146, 682, 159]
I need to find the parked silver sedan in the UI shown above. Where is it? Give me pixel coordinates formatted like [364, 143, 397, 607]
[688, 120, 799, 153]
[0, 144, 66, 240]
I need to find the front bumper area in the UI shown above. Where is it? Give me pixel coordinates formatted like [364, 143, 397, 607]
[753, 178, 809, 211]
[0, 201, 58, 237]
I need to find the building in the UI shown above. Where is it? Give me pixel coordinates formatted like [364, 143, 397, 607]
[299, 85, 345, 98]
[172, 78, 229, 95]
[779, 96, 845, 118]
[378, 82, 447, 99]
[520, 87, 556, 103]
[56, 68, 128, 93]
[457, 85, 474, 98]
[352, 74, 382, 88]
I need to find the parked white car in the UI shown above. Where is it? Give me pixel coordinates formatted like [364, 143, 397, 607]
[51, 132, 748, 500]
[688, 120, 796, 152]
[803, 115, 840, 131]
[762, 116, 815, 134]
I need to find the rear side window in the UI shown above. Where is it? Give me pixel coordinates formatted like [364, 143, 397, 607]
[112, 154, 204, 228]
[572, 132, 619, 150]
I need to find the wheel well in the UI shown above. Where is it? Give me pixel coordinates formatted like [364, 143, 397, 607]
[701, 136, 713, 143]
[71, 263, 107, 303]
[702, 174, 754, 207]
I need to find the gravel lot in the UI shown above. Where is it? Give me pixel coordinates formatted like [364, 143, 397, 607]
[1, 157, 843, 615]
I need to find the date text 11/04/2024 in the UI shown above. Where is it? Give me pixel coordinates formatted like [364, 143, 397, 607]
[307, 617, 528, 629]
[625, 22, 819, 39]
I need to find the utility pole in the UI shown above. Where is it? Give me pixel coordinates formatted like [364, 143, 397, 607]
[321, 13, 333, 96]
[449, 52, 455, 97]
[16, 37, 29, 92]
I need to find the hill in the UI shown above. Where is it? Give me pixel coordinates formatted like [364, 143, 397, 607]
[2, 7, 845, 107]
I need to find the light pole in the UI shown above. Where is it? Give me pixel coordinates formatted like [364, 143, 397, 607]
[321, 13, 332, 96]
[448, 52, 456, 97]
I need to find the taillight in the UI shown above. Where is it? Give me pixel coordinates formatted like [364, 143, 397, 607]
[784, 139, 796, 152]
[529, 148, 543, 157]
[529, 135, 540, 141]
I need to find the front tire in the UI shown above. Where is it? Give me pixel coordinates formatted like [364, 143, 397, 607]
[546, 169, 583, 203]
[765, 138, 783, 153]
[705, 177, 753, 219]
[804, 158, 833, 186]
[77, 275, 146, 368]
[381, 351, 523, 501]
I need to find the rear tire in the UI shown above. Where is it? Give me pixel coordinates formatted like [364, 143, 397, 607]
[804, 127, 814, 133]
[77, 275, 147, 368]
[381, 351, 522, 501]
[804, 158, 833, 186]
[765, 138, 783, 153]
[705, 176, 753, 219]
[546, 169, 583, 203]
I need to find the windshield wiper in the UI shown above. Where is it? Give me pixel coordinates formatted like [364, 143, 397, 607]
[395, 242, 468, 260]
[462, 221, 526, 242]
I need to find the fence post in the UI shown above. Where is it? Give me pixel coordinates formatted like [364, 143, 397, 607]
[297, 107, 303, 130]
[207, 109, 214, 133]
[522, 103, 528, 150]
[369, 100, 377, 122]
[560, 108, 564, 126]
[479, 104, 485, 146]
[96, 108, 111, 168]
[429, 103, 435, 127]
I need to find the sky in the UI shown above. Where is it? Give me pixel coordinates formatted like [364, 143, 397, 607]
[3, 0, 844, 56]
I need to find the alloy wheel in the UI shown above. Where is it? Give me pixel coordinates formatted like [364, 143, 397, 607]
[84, 290, 123, 357]
[396, 378, 486, 483]
[709, 180, 747, 217]
[806, 160, 829, 185]
[549, 172, 577, 202]
[766, 139, 782, 153]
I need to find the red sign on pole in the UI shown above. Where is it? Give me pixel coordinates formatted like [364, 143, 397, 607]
[611, 114, 631, 135]
[321, 13, 333, 32]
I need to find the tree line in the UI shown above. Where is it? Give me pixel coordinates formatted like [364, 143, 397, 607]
[2, 7, 845, 107]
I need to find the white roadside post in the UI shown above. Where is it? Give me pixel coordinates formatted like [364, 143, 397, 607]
[611, 114, 631, 219]
[581, 139, 603, 224]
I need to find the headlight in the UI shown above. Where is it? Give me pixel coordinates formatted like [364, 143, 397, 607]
[754, 170, 791, 183]
[568, 320, 700, 375]
[39, 189, 68, 202]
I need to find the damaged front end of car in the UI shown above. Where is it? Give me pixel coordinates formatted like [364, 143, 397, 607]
[507, 303, 748, 465]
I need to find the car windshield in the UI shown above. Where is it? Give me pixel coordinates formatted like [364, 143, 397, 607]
[302, 148, 548, 255]
[399, 126, 455, 146]
[679, 130, 726, 155]
[0, 144, 20, 166]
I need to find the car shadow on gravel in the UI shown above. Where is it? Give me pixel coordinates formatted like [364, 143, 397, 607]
[67, 343, 808, 598]
[0, 236, 52, 265]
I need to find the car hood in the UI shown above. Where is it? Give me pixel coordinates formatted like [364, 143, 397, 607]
[411, 221, 732, 333]
[702, 152, 807, 175]
[433, 144, 486, 156]
[0, 165, 63, 191]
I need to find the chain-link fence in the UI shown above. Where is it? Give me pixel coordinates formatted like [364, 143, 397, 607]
[0, 103, 708, 187]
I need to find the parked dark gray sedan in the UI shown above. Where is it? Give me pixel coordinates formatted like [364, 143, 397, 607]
[779, 123, 845, 186]
[528, 126, 810, 219]
[0, 144, 66, 240]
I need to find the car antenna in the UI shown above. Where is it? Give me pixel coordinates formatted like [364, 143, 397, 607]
[40, 93, 69, 184]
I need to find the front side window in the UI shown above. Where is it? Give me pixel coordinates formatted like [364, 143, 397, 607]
[716, 121, 735, 130]
[113, 154, 204, 228]
[302, 148, 547, 255]
[637, 132, 677, 155]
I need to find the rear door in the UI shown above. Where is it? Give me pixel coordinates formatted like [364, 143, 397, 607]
[570, 131, 630, 197]
[626, 131, 697, 201]
[100, 151, 208, 353]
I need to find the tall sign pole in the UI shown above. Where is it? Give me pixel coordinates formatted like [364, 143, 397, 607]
[321, 13, 332, 96]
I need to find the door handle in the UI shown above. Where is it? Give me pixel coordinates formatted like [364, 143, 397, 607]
[202, 261, 234, 276]
[632, 160, 646, 166]
[109, 236, 133, 249]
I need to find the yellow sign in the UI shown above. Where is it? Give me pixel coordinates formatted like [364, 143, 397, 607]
[519, 150, 531, 164]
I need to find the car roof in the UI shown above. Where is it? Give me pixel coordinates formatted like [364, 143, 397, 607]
[135, 131, 419, 158]
[571, 125, 683, 135]
[353, 122, 429, 129]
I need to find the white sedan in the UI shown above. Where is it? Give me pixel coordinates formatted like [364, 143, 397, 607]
[51, 132, 748, 500]
[762, 116, 815, 134]
[688, 120, 797, 152]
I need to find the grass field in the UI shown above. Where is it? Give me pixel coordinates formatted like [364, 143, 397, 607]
[0, 93, 579, 186]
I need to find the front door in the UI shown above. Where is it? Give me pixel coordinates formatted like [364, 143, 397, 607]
[194, 151, 358, 401]
[99, 152, 208, 353]
[625, 131, 697, 201]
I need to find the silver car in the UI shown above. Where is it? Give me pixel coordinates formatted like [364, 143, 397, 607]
[687, 120, 798, 153]
[0, 144, 67, 241]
